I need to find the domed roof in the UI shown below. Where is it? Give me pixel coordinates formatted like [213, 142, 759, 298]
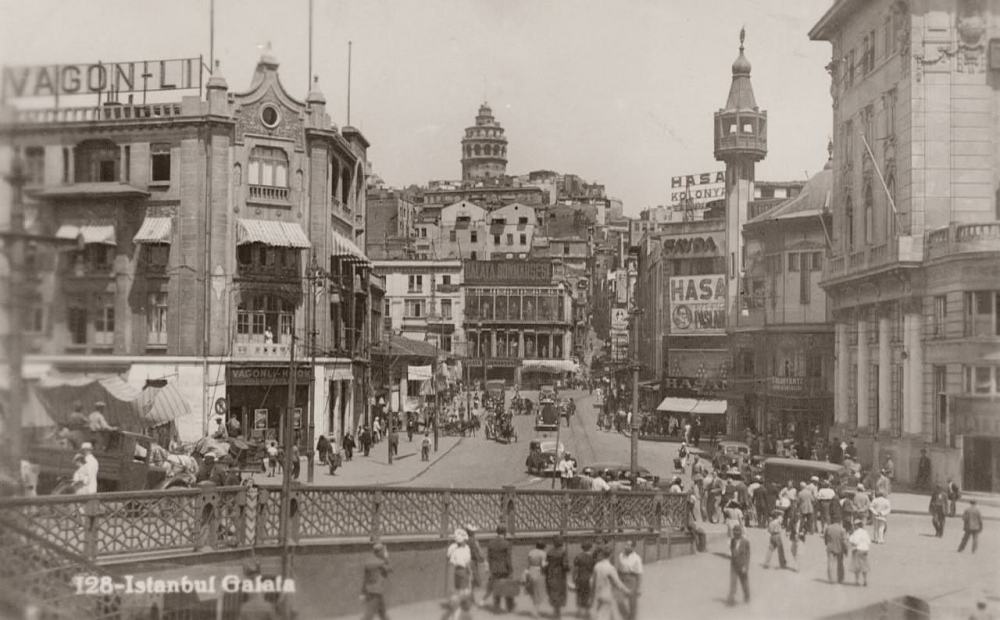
[732, 49, 752, 76]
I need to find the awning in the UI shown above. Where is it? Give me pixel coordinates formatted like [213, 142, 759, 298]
[656, 397, 727, 415]
[521, 359, 580, 374]
[132, 217, 172, 244]
[330, 229, 371, 267]
[33, 375, 192, 432]
[56, 220, 116, 245]
[236, 219, 311, 248]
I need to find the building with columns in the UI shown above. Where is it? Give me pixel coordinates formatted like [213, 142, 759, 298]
[461, 103, 508, 181]
[811, 0, 1000, 490]
[0, 53, 374, 446]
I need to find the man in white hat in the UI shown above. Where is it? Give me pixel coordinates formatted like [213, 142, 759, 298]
[87, 401, 116, 432]
[79, 443, 99, 493]
[71, 453, 94, 495]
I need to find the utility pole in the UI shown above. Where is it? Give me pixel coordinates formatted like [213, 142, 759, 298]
[430, 271, 439, 452]
[279, 332, 298, 581]
[629, 308, 642, 479]
[305, 253, 322, 483]
[387, 354, 394, 466]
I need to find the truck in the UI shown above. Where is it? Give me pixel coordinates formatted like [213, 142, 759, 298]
[29, 430, 192, 495]
[485, 379, 506, 410]
[534, 401, 560, 432]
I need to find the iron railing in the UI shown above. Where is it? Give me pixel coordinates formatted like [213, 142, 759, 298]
[0, 485, 691, 562]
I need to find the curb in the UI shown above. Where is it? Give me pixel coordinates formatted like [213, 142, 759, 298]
[892, 509, 1000, 522]
[387, 436, 466, 486]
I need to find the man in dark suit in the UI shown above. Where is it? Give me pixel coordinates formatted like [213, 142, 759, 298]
[727, 523, 751, 605]
[361, 542, 391, 620]
[958, 500, 983, 554]
[824, 520, 850, 583]
[485, 525, 515, 612]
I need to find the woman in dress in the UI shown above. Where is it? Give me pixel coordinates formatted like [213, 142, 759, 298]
[848, 518, 871, 586]
[544, 537, 570, 619]
[525, 541, 548, 618]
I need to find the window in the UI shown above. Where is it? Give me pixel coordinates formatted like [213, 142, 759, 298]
[442, 275, 451, 286]
[470, 251, 477, 261]
[933, 366, 947, 443]
[151, 143, 171, 182]
[863, 31, 876, 74]
[871, 363, 880, 432]
[420, 228, 428, 238]
[518, 217, 528, 225]
[811, 252, 823, 271]
[886, 176, 897, 238]
[933, 295, 947, 337]
[964, 366, 998, 394]
[236, 295, 295, 343]
[449, 230, 457, 242]
[788, 253, 800, 272]
[470, 231, 478, 243]
[68, 304, 88, 345]
[441, 299, 453, 319]
[846, 48, 856, 89]
[26, 304, 44, 334]
[844, 120, 854, 166]
[891, 364, 903, 437]
[142, 244, 169, 270]
[147, 292, 168, 346]
[404, 300, 425, 318]
[248, 146, 288, 187]
[24, 147, 44, 185]
[849, 363, 859, 426]
[493, 234, 501, 245]
[75, 139, 119, 183]
[563, 244, 571, 255]
[883, 89, 896, 139]
[863, 105, 875, 152]
[799, 255, 811, 305]
[440, 334, 452, 352]
[965, 291, 1000, 337]
[520, 233, 527, 245]
[864, 185, 874, 245]
[407, 275, 423, 293]
[846, 197, 855, 249]
[806, 354, 822, 378]
[94, 299, 115, 346]
[506, 233, 513, 246]
[62, 147, 70, 183]
[71, 244, 114, 272]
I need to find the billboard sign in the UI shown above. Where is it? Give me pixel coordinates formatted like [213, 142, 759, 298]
[670, 171, 725, 205]
[464, 260, 552, 285]
[611, 308, 628, 331]
[2, 57, 203, 101]
[669, 275, 726, 334]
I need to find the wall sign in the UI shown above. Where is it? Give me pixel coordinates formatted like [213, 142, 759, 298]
[669, 275, 726, 335]
[463, 260, 553, 285]
[670, 171, 725, 204]
[2, 57, 203, 100]
[227, 366, 313, 385]
[662, 376, 728, 393]
[662, 235, 722, 256]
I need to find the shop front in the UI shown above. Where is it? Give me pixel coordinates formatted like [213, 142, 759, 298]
[762, 377, 834, 456]
[953, 395, 1000, 492]
[226, 365, 312, 447]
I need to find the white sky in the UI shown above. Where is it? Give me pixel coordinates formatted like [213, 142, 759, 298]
[0, 0, 835, 215]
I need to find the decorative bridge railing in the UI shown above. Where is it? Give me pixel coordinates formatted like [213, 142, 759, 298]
[0, 485, 691, 563]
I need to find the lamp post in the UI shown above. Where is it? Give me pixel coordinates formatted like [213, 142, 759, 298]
[305, 253, 328, 483]
[629, 307, 644, 479]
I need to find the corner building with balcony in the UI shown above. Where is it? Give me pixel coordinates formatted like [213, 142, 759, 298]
[811, 0, 1000, 490]
[0, 53, 374, 445]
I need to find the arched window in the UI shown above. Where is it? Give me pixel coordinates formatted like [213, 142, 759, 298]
[864, 184, 874, 245]
[886, 175, 896, 238]
[341, 167, 351, 204]
[249, 146, 288, 187]
[474, 144, 481, 156]
[845, 196, 855, 249]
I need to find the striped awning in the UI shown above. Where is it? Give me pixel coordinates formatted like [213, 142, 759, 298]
[132, 217, 172, 244]
[56, 220, 116, 245]
[330, 229, 371, 267]
[237, 219, 311, 248]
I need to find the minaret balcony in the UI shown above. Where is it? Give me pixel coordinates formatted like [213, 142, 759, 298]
[713, 135, 767, 160]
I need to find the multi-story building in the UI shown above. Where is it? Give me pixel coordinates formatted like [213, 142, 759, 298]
[486, 203, 539, 259]
[461, 103, 508, 181]
[810, 0, 1000, 490]
[373, 259, 465, 356]
[366, 186, 417, 260]
[0, 53, 374, 445]
[462, 259, 575, 386]
[732, 163, 835, 443]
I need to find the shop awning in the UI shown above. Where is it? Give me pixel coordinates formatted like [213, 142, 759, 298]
[236, 219, 311, 248]
[56, 220, 116, 245]
[33, 375, 192, 432]
[132, 217, 173, 244]
[330, 229, 371, 267]
[656, 397, 728, 415]
[521, 359, 580, 374]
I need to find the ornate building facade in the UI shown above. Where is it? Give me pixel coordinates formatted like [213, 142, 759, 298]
[461, 103, 508, 181]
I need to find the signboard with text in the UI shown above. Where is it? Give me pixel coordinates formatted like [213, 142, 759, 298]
[463, 260, 553, 285]
[669, 275, 726, 335]
[227, 366, 313, 385]
[2, 57, 203, 101]
[253, 410, 268, 439]
[611, 308, 628, 331]
[662, 233, 723, 257]
[670, 171, 725, 205]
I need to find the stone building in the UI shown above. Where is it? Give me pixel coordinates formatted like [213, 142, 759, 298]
[373, 259, 465, 356]
[810, 0, 1000, 489]
[0, 53, 374, 445]
[461, 103, 508, 181]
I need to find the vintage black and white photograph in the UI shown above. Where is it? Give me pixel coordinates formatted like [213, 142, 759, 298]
[0, 1, 998, 618]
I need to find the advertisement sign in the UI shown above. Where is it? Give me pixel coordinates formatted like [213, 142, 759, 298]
[464, 260, 552, 285]
[293, 407, 302, 429]
[2, 57, 203, 100]
[611, 308, 628, 331]
[669, 275, 726, 334]
[670, 171, 725, 205]
[253, 409, 268, 430]
[227, 366, 313, 385]
[662, 233, 723, 257]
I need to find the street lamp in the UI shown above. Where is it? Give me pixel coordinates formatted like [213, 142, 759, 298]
[305, 253, 328, 483]
[628, 307, 644, 479]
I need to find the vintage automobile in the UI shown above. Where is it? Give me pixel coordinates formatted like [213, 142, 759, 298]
[576, 461, 662, 490]
[534, 401, 560, 431]
[761, 457, 851, 506]
[31, 430, 192, 495]
[539, 385, 557, 403]
[526, 439, 565, 477]
[713, 440, 752, 469]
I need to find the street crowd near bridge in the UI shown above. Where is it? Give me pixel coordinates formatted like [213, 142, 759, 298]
[1, 388, 997, 620]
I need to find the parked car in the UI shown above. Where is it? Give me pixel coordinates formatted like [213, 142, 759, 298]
[526, 439, 565, 476]
[713, 440, 751, 470]
[539, 385, 557, 403]
[535, 402, 560, 431]
[577, 461, 662, 489]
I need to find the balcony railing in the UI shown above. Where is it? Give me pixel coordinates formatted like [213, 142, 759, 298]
[248, 184, 290, 202]
[10, 103, 186, 124]
[824, 235, 922, 281]
[927, 222, 1000, 261]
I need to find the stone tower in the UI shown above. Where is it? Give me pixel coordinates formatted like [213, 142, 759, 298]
[714, 29, 767, 330]
[461, 102, 508, 181]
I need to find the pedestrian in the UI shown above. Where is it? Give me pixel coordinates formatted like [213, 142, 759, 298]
[525, 541, 548, 619]
[883, 454, 894, 482]
[573, 542, 596, 619]
[869, 491, 891, 544]
[723, 499, 744, 539]
[762, 509, 788, 569]
[823, 519, 849, 584]
[486, 525, 515, 613]
[558, 453, 576, 490]
[829, 437, 844, 465]
[328, 439, 343, 475]
[678, 442, 689, 470]
[785, 498, 803, 569]
[290, 444, 301, 480]
[343, 432, 355, 461]
[465, 525, 485, 606]
[929, 485, 948, 537]
[70, 453, 94, 495]
[266, 441, 279, 477]
[421, 433, 431, 461]
[778, 480, 796, 528]
[361, 427, 372, 457]
[852, 484, 871, 524]
[958, 500, 983, 554]
[726, 523, 751, 606]
[615, 541, 642, 620]
[916, 449, 932, 490]
[79, 442, 99, 491]
[817, 480, 836, 534]
[947, 478, 961, 517]
[360, 542, 391, 620]
[844, 440, 859, 463]
[316, 434, 330, 465]
[797, 481, 816, 535]
[875, 469, 891, 498]
[848, 519, 871, 586]
[389, 430, 399, 457]
[545, 537, 570, 619]
[589, 547, 631, 620]
[88, 401, 116, 432]
[446, 529, 474, 620]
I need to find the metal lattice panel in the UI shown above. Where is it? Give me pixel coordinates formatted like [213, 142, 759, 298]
[565, 493, 605, 532]
[0, 502, 89, 557]
[616, 493, 658, 531]
[93, 495, 200, 555]
[377, 490, 443, 536]
[446, 491, 506, 534]
[661, 494, 689, 528]
[297, 489, 375, 538]
[512, 492, 563, 533]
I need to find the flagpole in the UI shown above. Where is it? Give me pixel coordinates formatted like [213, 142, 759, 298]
[347, 41, 352, 126]
[209, 0, 215, 74]
[308, 0, 313, 92]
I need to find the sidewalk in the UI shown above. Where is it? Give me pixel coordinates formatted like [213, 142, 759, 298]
[256, 435, 465, 488]
[888, 491, 1000, 521]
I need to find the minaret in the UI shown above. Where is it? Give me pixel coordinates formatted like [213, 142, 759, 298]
[714, 28, 767, 330]
[461, 102, 508, 181]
